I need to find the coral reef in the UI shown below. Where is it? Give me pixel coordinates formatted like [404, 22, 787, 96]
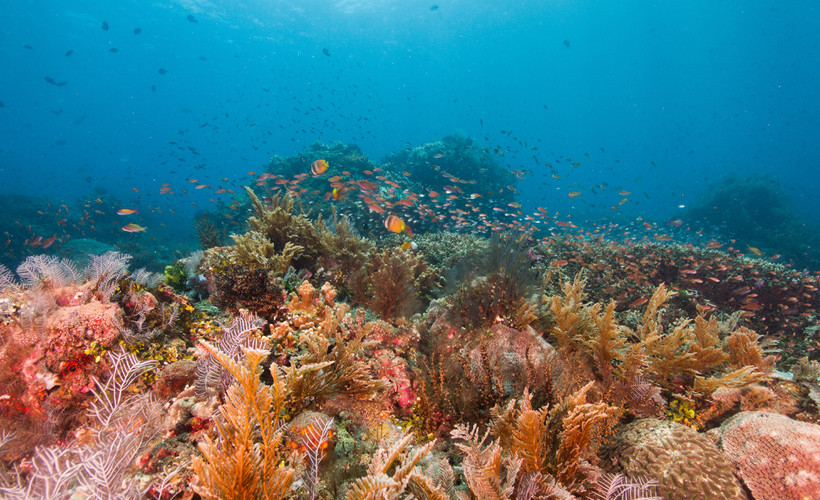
[602, 418, 745, 500]
[1, 175, 818, 500]
[686, 175, 820, 269]
[232, 187, 325, 272]
[715, 411, 820, 500]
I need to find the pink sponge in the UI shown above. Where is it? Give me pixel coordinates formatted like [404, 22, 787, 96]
[717, 411, 820, 500]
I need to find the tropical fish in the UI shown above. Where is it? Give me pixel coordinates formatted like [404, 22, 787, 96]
[568, 192, 581, 198]
[122, 223, 146, 233]
[116, 209, 138, 215]
[746, 245, 763, 256]
[41, 235, 59, 249]
[310, 159, 329, 176]
[384, 215, 406, 234]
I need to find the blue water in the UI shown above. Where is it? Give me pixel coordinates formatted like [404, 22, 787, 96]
[1, 0, 819, 267]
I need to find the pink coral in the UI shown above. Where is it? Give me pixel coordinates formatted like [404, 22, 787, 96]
[716, 411, 820, 500]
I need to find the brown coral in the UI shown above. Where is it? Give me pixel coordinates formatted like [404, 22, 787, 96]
[602, 418, 745, 500]
[354, 248, 424, 322]
[231, 187, 325, 271]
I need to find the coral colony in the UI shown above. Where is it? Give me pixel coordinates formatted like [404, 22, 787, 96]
[1, 140, 819, 499]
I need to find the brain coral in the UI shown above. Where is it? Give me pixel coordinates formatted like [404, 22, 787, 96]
[716, 411, 820, 500]
[602, 418, 745, 500]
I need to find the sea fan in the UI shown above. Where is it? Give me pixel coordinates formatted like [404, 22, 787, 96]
[194, 311, 268, 400]
[86, 251, 132, 301]
[130, 267, 164, 288]
[301, 415, 334, 500]
[590, 473, 662, 500]
[0, 264, 18, 292]
[87, 348, 160, 428]
[16, 255, 81, 288]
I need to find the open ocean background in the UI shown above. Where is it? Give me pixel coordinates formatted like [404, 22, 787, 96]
[1, 0, 819, 269]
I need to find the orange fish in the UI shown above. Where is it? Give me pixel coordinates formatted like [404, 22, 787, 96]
[41, 235, 59, 249]
[630, 297, 649, 307]
[116, 209, 138, 215]
[384, 215, 406, 234]
[311, 159, 329, 176]
[121, 223, 147, 233]
[367, 203, 385, 214]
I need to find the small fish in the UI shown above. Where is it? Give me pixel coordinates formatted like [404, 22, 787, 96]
[630, 297, 649, 307]
[158, 68, 168, 74]
[101, 21, 109, 31]
[746, 245, 763, 256]
[310, 159, 329, 176]
[568, 191, 582, 198]
[668, 219, 684, 227]
[133, 27, 142, 35]
[116, 209, 138, 215]
[322, 48, 331, 57]
[64, 49, 73, 57]
[400, 242, 412, 250]
[618, 190, 631, 196]
[187, 14, 198, 23]
[654, 234, 673, 241]
[121, 223, 146, 233]
[384, 214, 406, 234]
[44, 76, 67, 87]
[41, 235, 59, 249]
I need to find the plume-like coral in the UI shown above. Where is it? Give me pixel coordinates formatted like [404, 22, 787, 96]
[345, 432, 438, 500]
[192, 342, 295, 499]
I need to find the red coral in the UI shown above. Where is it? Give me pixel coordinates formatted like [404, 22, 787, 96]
[717, 411, 820, 499]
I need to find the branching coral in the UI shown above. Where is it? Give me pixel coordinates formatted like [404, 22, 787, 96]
[316, 207, 374, 286]
[345, 432, 438, 500]
[231, 187, 325, 272]
[352, 248, 434, 322]
[192, 343, 295, 499]
[451, 233, 539, 329]
[489, 385, 621, 495]
[451, 423, 521, 499]
[286, 297, 390, 414]
[543, 274, 776, 420]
